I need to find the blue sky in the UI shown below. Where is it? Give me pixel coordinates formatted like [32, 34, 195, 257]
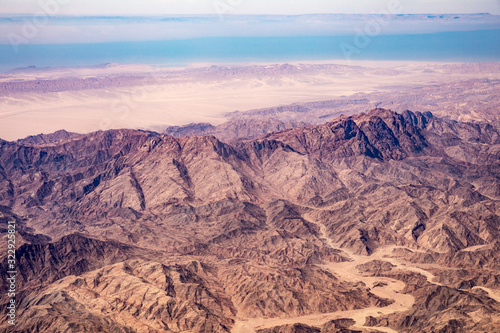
[2, 0, 500, 15]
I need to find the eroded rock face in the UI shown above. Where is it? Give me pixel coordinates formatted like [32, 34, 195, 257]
[256, 319, 365, 333]
[17, 260, 236, 333]
[1, 109, 499, 332]
[257, 323, 321, 333]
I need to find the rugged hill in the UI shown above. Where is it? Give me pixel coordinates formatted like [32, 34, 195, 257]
[0, 109, 499, 332]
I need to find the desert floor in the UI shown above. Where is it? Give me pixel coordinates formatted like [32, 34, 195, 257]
[1, 60, 499, 141]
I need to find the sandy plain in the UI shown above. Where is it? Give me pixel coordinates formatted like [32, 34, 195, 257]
[1, 61, 499, 141]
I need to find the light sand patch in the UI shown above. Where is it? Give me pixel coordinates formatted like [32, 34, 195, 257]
[460, 244, 492, 252]
[472, 286, 500, 303]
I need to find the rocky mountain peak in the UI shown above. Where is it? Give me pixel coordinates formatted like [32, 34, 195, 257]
[263, 109, 431, 161]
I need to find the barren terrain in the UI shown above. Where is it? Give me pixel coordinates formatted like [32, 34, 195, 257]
[1, 61, 499, 332]
[1, 106, 500, 332]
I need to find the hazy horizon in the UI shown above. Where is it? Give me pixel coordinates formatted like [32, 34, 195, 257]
[1, 13, 499, 44]
[0, 13, 499, 71]
[2, 0, 500, 15]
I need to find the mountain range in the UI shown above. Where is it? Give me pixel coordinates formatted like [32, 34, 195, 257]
[0, 108, 499, 332]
